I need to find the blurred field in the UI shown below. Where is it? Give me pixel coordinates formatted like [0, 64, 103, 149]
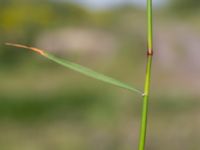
[0, 0, 200, 150]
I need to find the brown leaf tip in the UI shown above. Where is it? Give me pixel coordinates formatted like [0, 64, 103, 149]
[5, 43, 45, 56]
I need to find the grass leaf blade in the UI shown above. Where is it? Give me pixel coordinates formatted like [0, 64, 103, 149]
[46, 53, 142, 94]
[5, 43, 142, 95]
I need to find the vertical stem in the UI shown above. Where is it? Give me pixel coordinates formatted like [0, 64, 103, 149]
[138, 0, 153, 150]
[147, 0, 153, 54]
[138, 56, 152, 150]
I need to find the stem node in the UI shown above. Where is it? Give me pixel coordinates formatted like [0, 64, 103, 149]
[147, 49, 153, 56]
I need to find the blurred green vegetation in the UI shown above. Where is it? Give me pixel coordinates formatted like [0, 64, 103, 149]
[169, 0, 200, 15]
[0, 0, 200, 150]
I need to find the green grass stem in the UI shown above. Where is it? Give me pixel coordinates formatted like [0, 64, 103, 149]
[138, 0, 153, 149]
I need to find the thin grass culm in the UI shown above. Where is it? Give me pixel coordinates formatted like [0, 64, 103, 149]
[138, 0, 153, 150]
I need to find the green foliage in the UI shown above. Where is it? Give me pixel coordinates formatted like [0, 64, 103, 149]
[169, 0, 200, 15]
[0, 90, 112, 121]
[0, 0, 91, 65]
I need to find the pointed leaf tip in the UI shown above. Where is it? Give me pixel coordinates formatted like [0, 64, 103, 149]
[5, 43, 45, 56]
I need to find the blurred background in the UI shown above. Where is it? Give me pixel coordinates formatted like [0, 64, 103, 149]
[0, 0, 200, 150]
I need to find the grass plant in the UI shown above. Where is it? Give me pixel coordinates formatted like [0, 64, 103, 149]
[6, 0, 153, 149]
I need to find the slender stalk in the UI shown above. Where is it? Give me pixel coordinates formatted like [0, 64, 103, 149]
[138, 0, 153, 150]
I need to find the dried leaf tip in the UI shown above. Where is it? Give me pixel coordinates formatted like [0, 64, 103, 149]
[5, 43, 46, 56]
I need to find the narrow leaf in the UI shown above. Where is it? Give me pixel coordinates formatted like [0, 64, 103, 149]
[6, 43, 143, 95]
